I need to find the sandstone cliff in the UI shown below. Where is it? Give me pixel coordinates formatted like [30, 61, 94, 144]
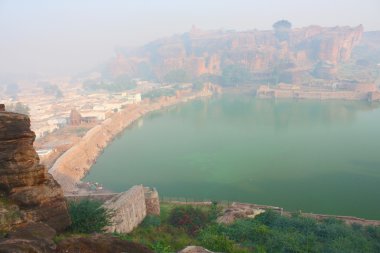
[107, 25, 363, 82]
[0, 111, 71, 232]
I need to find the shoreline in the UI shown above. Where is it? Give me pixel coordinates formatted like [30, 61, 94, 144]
[50, 89, 214, 193]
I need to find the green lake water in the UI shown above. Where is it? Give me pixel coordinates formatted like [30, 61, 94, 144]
[85, 95, 380, 219]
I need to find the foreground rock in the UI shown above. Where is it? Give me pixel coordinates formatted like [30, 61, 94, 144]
[217, 202, 267, 225]
[0, 222, 153, 253]
[56, 234, 153, 253]
[0, 222, 56, 253]
[178, 246, 215, 253]
[0, 111, 71, 232]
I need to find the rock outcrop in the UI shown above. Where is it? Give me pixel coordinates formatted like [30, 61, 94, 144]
[56, 234, 153, 253]
[0, 222, 154, 253]
[0, 111, 71, 232]
[107, 25, 363, 81]
[179, 246, 215, 253]
[0, 222, 57, 253]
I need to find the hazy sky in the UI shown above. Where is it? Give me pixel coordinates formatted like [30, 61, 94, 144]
[0, 0, 379, 77]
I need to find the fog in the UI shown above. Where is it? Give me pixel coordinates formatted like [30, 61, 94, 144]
[0, 0, 379, 78]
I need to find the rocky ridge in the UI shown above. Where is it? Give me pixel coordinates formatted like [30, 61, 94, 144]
[108, 25, 363, 82]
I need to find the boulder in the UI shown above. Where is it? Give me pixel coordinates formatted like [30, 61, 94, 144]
[178, 246, 216, 253]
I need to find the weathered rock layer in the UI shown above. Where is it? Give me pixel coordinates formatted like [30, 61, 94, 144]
[0, 112, 71, 232]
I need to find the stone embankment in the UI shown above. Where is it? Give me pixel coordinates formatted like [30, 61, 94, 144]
[50, 89, 214, 193]
[257, 84, 380, 101]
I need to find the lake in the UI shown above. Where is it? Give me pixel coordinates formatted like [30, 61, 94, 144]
[85, 95, 380, 219]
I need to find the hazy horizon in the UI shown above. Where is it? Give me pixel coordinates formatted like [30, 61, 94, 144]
[1, 0, 379, 78]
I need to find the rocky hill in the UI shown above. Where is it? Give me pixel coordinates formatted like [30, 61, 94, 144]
[107, 23, 364, 83]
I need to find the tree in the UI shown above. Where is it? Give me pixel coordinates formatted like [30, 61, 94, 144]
[42, 83, 64, 98]
[220, 65, 253, 86]
[163, 69, 190, 83]
[168, 206, 208, 235]
[273, 20, 292, 41]
[6, 102, 30, 115]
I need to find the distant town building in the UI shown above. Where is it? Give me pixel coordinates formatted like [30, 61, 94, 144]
[69, 109, 82, 125]
[121, 93, 142, 104]
[81, 116, 98, 124]
[36, 149, 53, 158]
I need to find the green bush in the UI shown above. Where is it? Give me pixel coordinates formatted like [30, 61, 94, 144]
[198, 225, 251, 253]
[150, 241, 172, 253]
[168, 206, 208, 235]
[199, 233, 234, 252]
[208, 201, 220, 222]
[141, 215, 161, 228]
[68, 199, 113, 233]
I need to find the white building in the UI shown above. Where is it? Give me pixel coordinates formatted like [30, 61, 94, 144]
[121, 93, 141, 104]
[81, 111, 109, 121]
[36, 149, 53, 158]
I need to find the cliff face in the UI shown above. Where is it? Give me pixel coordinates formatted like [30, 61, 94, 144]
[107, 25, 363, 81]
[0, 112, 71, 232]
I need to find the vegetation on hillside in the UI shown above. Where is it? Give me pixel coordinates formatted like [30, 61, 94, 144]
[220, 65, 254, 87]
[163, 69, 191, 83]
[6, 102, 30, 115]
[68, 199, 113, 233]
[142, 88, 176, 100]
[83, 74, 137, 92]
[42, 83, 64, 98]
[273, 20, 292, 41]
[122, 204, 380, 253]
[64, 200, 380, 252]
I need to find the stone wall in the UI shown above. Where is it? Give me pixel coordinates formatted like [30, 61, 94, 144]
[144, 187, 160, 216]
[65, 186, 161, 232]
[102, 185, 147, 233]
